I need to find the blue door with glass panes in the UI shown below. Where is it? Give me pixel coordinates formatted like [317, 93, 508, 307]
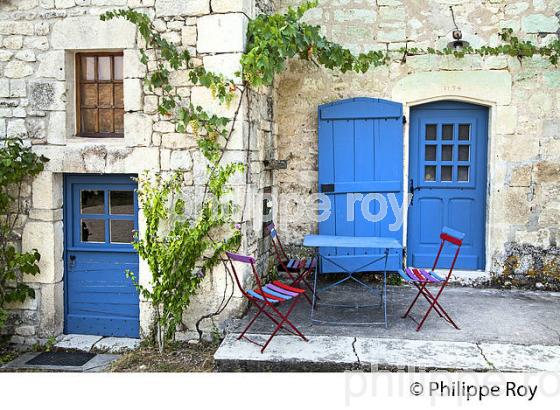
[408, 101, 488, 270]
[64, 175, 139, 337]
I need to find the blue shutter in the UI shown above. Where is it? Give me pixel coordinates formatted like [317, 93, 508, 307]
[318, 98, 404, 273]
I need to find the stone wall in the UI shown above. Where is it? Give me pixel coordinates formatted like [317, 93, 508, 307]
[0, 0, 275, 344]
[274, 0, 560, 287]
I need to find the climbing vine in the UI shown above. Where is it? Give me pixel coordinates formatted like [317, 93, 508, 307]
[242, 1, 559, 87]
[101, 1, 558, 349]
[101, 9, 243, 350]
[0, 139, 48, 334]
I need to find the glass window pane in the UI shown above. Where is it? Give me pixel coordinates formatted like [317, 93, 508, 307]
[425, 124, 437, 140]
[442, 124, 454, 140]
[459, 145, 470, 161]
[424, 166, 436, 182]
[80, 84, 98, 107]
[110, 191, 134, 215]
[81, 219, 105, 243]
[81, 109, 97, 133]
[425, 145, 436, 161]
[114, 55, 123, 80]
[99, 109, 113, 133]
[98, 56, 112, 80]
[441, 166, 452, 181]
[98, 84, 113, 107]
[114, 109, 124, 134]
[114, 83, 123, 108]
[459, 124, 470, 140]
[110, 220, 134, 243]
[442, 145, 453, 161]
[80, 56, 95, 81]
[458, 166, 469, 182]
[81, 190, 104, 214]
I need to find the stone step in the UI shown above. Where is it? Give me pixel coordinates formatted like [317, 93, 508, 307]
[214, 333, 560, 372]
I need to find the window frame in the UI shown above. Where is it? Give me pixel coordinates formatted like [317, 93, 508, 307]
[75, 51, 124, 138]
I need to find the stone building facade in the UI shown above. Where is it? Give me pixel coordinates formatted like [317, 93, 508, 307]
[274, 0, 560, 288]
[1, 0, 559, 345]
[1, 0, 275, 345]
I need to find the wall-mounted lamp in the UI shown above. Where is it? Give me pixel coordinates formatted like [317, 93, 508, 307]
[447, 6, 470, 51]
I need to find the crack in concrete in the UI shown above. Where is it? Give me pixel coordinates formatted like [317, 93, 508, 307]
[351, 337, 361, 366]
[475, 342, 496, 371]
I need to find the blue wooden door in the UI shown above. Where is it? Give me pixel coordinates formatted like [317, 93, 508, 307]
[64, 175, 139, 337]
[408, 101, 488, 270]
[318, 98, 404, 273]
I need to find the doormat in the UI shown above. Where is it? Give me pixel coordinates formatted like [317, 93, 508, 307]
[25, 352, 96, 367]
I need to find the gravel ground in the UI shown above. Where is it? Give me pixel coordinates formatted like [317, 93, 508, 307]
[108, 340, 219, 372]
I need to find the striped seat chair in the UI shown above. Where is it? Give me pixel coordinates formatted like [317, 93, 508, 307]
[225, 251, 308, 353]
[398, 227, 465, 331]
[266, 222, 316, 303]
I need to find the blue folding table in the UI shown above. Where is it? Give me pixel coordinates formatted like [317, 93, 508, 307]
[303, 234, 402, 327]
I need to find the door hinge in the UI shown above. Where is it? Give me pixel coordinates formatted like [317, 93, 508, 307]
[321, 184, 335, 193]
[402, 115, 407, 124]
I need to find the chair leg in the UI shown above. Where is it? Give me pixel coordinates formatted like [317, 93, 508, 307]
[238, 301, 266, 340]
[271, 298, 308, 340]
[261, 298, 307, 353]
[416, 282, 459, 331]
[402, 282, 446, 319]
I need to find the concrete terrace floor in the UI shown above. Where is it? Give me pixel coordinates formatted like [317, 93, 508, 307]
[215, 280, 560, 371]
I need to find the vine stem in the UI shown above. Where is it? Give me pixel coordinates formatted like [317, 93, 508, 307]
[201, 84, 248, 205]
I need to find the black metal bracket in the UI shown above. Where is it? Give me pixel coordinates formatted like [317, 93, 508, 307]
[321, 184, 335, 193]
[263, 159, 288, 170]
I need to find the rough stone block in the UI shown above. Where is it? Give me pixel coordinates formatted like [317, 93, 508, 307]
[202, 53, 243, 83]
[522, 14, 558, 33]
[4, 60, 33, 78]
[496, 105, 517, 135]
[22, 220, 63, 284]
[54, 0, 75, 8]
[7, 119, 27, 138]
[0, 21, 34, 36]
[190, 86, 243, 118]
[29, 81, 66, 111]
[501, 188, 532, 225]
[9, 79, 26, 97]
[36, 50, 65, 80]
[392, 71, 512, 105]
[197, 14, 248, 53]
[211, 0, 252, 15]
[124, 78, 143, 112]
[501, 135, 540, 161]
[47, 111, 66, 144]
[38, 282, 64, 336]
[3, 36, 23, 50]
[124, 112, 152, 147]
[510, 165, 532, 187]
[155, 0, 209, 17]
[32, 172, 63, 210]
[0, 79, 9, 97]
[124, 49, 147, 79]
[181, 25, 197, 47]
[160, 133, 195, 149]
[51, 17, 136, 49]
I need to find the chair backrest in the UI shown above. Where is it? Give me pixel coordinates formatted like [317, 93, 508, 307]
[225, 251, 264, 298]
[266, 222, 290, 270]
[431, 227, 465, 278]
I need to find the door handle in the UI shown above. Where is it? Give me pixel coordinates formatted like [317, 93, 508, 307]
[69, 255, 76, 269]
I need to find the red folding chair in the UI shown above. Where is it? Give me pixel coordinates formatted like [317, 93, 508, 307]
[266, 222, 316, 303]
[398, 227, 465, 331]
[225, 251, 308, 353]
